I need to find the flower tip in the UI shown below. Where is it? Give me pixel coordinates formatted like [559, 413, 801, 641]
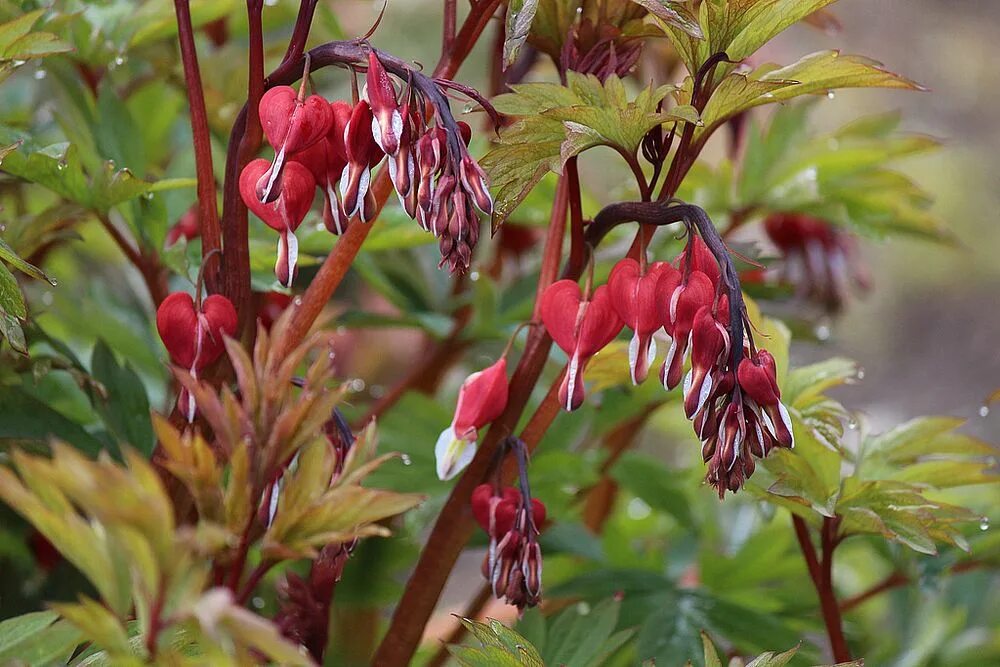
[434, 426, 477, 480]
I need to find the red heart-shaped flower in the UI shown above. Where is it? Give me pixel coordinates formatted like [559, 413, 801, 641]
[239, 158, 316, 233]
[259, 86, 334, 155]
[156, 292, 238, 371]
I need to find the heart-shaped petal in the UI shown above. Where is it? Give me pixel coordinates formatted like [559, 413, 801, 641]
[540, 280, 583, 355]
[240, 159, 316, 233]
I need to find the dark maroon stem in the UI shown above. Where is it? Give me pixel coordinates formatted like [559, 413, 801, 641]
[794, 515, 852, 663]
[172, 0, 222, 292]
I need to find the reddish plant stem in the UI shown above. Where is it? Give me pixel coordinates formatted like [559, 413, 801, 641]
[565, 158, 586, 277]
[372, 178, 574, 666]
[98, 214, 169, 306]
[236, 558, 276, 604]
[173, 0, 222, 291]
[443, 0, 457, 53]
[793, 515, 851, 663]
[838, 560, 990, 613]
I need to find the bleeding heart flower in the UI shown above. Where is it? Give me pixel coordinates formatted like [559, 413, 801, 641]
[239, 158, 316, 287]
[607, 258, 679, 385]
[657, 269, 715, 390]
[257, 85, 333, 202]
[156, 291, 238, 421]
[165, 206, 199, 247]
[541, 280, 624, 412]
[290, 100, 353, 234]
[738, 349, 793, 447]
[678, 234, 721, 288]
[459, 154, 493, 215]
[364, 50, 403, 156]
[435, 357, 509, 480]
[340, 100, 385, 222]
[683, 303, 730, 418]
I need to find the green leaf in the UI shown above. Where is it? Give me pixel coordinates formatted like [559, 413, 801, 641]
[744, 644, 799, 667]
[0, 385, 105, 456]
[627, 1, 702, 39]
[783, 358, 858, 408]
[484, 73, 697, 228]
[544, 597, 624, 667]
[753, 50, 924, 103]
[610, 453, 696, 531]
[505, 0, 540, 66]
[0, 126, 192, 213]
[700, 631, 723, 667]
[0, 262, 26, 320]
[450, 618, 544, 667]
[89, 340, 154, 456]
[0, 236, 55, 284]
[0, 615, 81, 664]
[0, 305, 27, 354]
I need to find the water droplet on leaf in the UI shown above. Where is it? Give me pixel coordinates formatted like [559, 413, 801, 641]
[979, 405, 990, 418]
[401, 454, 412, 466]
[826, 90, 836, 100]
[34, 69, 46, 80]
[814, 323, 831, 341]
[980, 517, 990, 531]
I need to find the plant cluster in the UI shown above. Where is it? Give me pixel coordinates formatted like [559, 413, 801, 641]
[0, 1, 996, 666]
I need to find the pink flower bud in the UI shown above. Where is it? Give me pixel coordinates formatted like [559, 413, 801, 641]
[684, 305, 730, 418]
[678, 234, 721, 288]
[364, 51, 402, 156]
[658, 270, 715, 390]
[435, 358, 509, 480]
[460, 155, 493, 215]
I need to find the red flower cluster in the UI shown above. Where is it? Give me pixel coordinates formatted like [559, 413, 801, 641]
[763, 212, 870, 313]
[239, 51, 492, 286]
[156, 291, 238, 421]
[540, 234, 794, 494]
[471, 483, 546, 610]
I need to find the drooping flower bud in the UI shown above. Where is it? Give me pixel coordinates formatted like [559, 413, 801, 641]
[435, 358, 509, 480]
[678, 234, 721, 288]
[658, 270, 715, 390]
[541, 280, 624, 411]
[340, 101, 385, 222]
[683, 304, 730, 419]
[607, 258, 679, 385]
[738, 350, 794, 448]
[364, 51, 403, 156]
[459, 154, 493, 215]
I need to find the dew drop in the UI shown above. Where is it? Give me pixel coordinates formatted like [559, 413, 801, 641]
[143, 191, 154, 201]
[979, 405, 990, 418]
[401, 454, 412, 466]
[856, 367, 866, 381]
[114, 55, 126, 67]
[847, 416, 859, 430]
[293, 296, 303, 306]
[626, 497, 651, 520]
[251, 596, 265, 609]
[762, 92, 775, 99]
[814, 323, 831, 341]
[575, 601, 591, 615]
[34, 69, 47, 80]
[48, 278, 58, 286]
[462, 103, 474, 114]
[469, 271, 480, 281]
[57, 160, 67, 171]
[826, 90, 836, 100]
[980, 517, 990, 531]
[350, 378, 366, 392]
[576, 6, 583, 14]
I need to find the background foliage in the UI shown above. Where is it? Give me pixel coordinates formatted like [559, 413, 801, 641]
[0, 0, 998, 666]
